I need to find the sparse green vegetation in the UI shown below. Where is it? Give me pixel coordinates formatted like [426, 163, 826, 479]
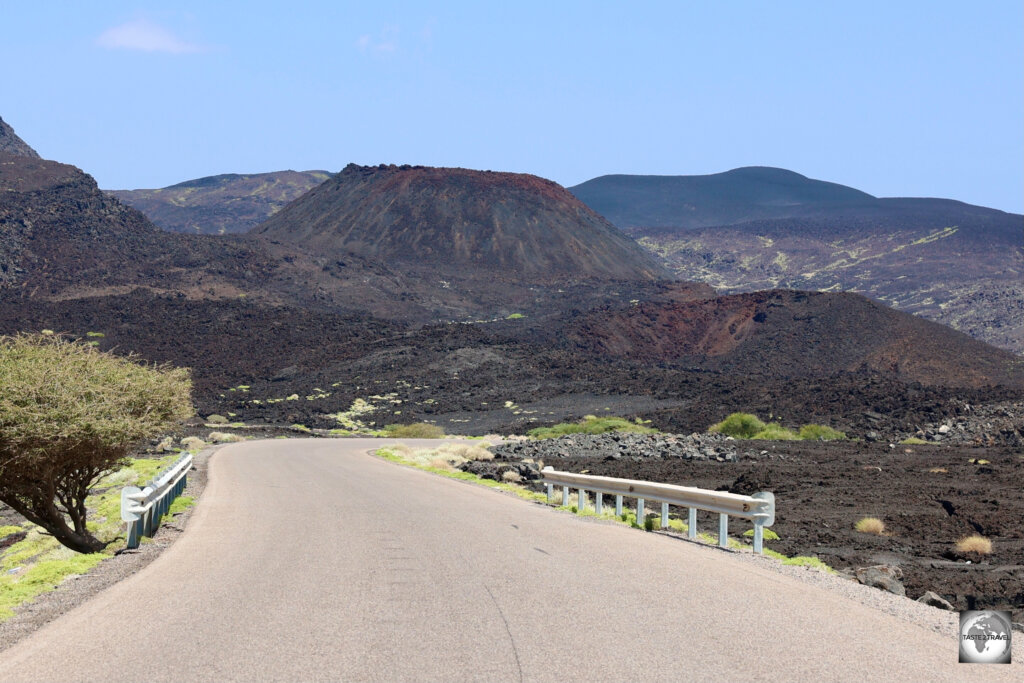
[382, 422, 445, 439]
[779, 556, 835, 573]
[900, 437, 928, 445]
[709, 412, 766, 438]
[505, 313, 524, 320]
[528, 415, 657, 439]
[0, 553, 107, 620]
[0, 333, 192, 554]
[743, 528, 780, 540]
[751, 423, 800, 441]
[798, 424, 847, 441]
[710, 412, 846, 442]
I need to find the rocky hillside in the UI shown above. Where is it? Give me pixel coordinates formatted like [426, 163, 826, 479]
[110, 170, 331, 235]
[0, 153, 433, 319]
[0, 117, 39, 158]
[570, 168, 1024, 353]
[253, 164, 669, 283]
[560, 289, 1024, 389]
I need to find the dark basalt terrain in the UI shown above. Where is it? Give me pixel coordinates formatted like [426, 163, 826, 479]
[253, 163, 669, 283]
[570, 168, 1024, 353]
[110, 170, 332, 235]
[0, 117, 39, 158]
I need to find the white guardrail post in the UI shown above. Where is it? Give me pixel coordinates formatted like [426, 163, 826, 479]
[541, 467, 776, 554]
[120, 452, 193, 549]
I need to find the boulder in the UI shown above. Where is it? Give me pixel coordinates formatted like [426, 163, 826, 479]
[916, 591, 954, 610]
[854, 565, 905, 596]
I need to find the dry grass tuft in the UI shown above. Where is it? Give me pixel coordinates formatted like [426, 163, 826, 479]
[501, 470, 521, 483]
[927, 467, 947, 473]
[428, 457, 454, 471]
[854, 517, 886, 535]
[955, 535, 992, 554]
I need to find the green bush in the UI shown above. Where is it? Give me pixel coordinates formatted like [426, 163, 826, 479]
[0, 333, 192, 553]
[382, 422, 445, 439]
[528, 415, 657, 439]
[709, 413, 766, 438]
[798, 424, 847, 441]
[752, 423, 800, 440]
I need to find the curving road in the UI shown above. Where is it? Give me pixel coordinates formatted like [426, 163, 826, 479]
[0, 439, 1016, 681]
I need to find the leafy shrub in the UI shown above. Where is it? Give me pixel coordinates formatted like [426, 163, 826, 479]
[0, 334, 192, 553]
[854, 517, 886, 535]
[709, 413, 766, 439]
[752, 423, 800, 440]
[528, 415, 657, 439]
[382, 422, 445, 439]
[955, 535, 992, 554]
[798, 424, 847, 441]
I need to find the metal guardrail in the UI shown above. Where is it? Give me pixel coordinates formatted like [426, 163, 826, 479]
[120, 453, 193, 549]
[541, 467, 776, 553]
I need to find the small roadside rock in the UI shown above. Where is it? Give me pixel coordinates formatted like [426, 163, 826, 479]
[854, 565, 906, 597]
[916, 591, 954, 610]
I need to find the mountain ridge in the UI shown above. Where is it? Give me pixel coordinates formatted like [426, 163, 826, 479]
[0, 117, 39, 159]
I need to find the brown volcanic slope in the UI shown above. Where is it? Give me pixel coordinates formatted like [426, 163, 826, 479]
[0, 117, 39, 158]
[110, 170, 331, 235]
[562, 290, 1024, 389]
[571, 168, 1024, 353]
[253, 164, 669, 283]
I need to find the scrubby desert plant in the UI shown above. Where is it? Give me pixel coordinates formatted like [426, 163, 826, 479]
[501, 470, 522, 483]
[382, 422, 445, 439]
[854, 517, 886, 535]
[0, 334, 192, 553]
[955, 535, 992, 554]
[752, 423, 800, 440]
[709, 413, 766, 439]
[528, 415, 657, 439]
[798, 424, 847, 441]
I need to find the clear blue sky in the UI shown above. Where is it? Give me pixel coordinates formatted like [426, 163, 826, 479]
[3, 1, 1022, 212]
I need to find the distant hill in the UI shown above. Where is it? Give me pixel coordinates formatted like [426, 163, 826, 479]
[0, 116, 40, 158]
[570, 168, 1024, 353]
[253, 163, 669, 283]
[110, 170, 331, 234]
[569, 167, 875, 229]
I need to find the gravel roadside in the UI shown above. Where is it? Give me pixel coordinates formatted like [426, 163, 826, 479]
[0, 445, 219, 654]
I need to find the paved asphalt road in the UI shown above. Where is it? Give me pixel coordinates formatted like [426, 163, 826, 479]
[0, 439, 1017, 682]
